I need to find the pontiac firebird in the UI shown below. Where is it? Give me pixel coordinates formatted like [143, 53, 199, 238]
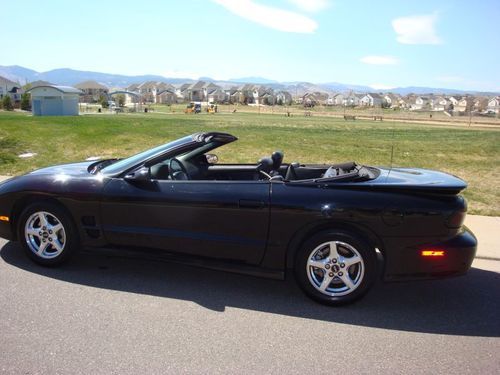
[0, 132, 477, 305]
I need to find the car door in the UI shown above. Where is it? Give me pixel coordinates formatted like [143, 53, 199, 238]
[100, 178, 271, 265]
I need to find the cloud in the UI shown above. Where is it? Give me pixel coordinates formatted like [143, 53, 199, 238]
[360, 55, 399, 65]
[288, 0, 330, 13]
[392, 14, 442, 45]
[213, 0, 318, 33]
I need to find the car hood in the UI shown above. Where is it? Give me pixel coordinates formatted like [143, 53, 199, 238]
[28, 161, 95, 177]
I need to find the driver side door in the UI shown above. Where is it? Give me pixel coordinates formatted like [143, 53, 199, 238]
[100, 178, 271, 265]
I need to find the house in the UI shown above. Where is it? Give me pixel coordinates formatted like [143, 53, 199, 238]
[156, 89, 177, 104]
[447, 96, 460, 108]
[207, 88, 227, 103]
[474, 97, 489, 112]
[430, 96, 449, 111]
[360, 93, 383, 107]
[302, 92, 329, 106]
[0, 76, 23, 104]
[383, 93, 401, 108]
[134, 81, 174, 103]
[343, 92, 362, 106]
[410, 96, 430, 110]
[74, 80, 108, 103]
[486, 97, 500, 113]
[456, 96, 474, 112]
[275, 91, 292, 105]
[332, 93, 344, 106]
[27, 85, 81, 116]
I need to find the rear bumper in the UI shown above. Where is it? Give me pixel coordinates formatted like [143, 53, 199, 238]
[383, 227, 477, 281]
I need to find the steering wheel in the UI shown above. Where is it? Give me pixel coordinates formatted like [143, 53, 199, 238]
[169, 158, 190, 180]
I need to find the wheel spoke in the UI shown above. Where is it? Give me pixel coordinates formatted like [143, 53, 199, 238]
[319, 273, 334, 291]
[340, 273, 355, 289]
[37, 241, 49, 256]
[26, 228, 40, 238]
[38, 213, 49, 227]
[309, 258, 327, 270]
[342, 255, 362, 268]
[51, 239, 63, 252]
[51, 223, 63, 233]
[328, 241, 340, 259]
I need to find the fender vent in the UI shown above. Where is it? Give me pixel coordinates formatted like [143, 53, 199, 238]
[81, 216, 96, 226]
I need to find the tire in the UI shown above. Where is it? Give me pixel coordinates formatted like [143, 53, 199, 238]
[294, 230, 377, 306]
[18, 202, 79, 266]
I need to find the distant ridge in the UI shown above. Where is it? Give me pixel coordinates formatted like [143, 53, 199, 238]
[0, 65, 497, 95]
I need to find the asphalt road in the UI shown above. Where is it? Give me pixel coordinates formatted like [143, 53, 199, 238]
[0, 238, 499, 374]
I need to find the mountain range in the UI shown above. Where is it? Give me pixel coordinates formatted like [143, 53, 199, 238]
[1, 65, 497, 96]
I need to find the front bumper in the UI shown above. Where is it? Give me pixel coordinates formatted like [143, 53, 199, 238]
[383, 227, 477, 281]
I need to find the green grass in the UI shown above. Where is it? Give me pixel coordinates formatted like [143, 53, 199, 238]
[0, 111, 499, 216]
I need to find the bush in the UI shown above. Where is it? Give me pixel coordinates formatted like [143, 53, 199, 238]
[21, 93, 31, 111]
[2, 96, 13, 111]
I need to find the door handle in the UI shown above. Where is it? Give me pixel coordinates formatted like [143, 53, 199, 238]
[239, 199, 265, 209]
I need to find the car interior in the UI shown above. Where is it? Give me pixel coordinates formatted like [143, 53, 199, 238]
[148, 147, 377, 183]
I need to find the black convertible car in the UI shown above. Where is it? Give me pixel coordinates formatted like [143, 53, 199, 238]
[0, 132, 477, 305]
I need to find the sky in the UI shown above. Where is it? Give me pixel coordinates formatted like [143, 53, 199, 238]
[1, 0, 499, 91]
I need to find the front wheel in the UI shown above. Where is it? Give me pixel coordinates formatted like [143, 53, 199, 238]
[18, 202, 79, 266]
[294, 231, 377, 306]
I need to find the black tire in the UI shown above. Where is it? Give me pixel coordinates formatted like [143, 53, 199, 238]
[294, 230, 377, 306]
[18, 201, 79, 266]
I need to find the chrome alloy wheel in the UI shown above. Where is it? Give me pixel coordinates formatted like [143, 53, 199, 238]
[24, 211, 66, 259]
[306, 241, 365, 297]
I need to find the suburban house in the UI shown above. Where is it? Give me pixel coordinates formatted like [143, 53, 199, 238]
[456, 97, 474, 112]
[332, 93, 344, 106]
[302, 92, 329, 106]
[207, 88, 227, 103]
[409, 96, 430, 110]
[27, 85, 82, 116]
[360, 93, 383, 107]
[74, 80, 109, 103]
[487, 97, 500, 113]
[343, 93, 363, 106]
[448, 96, 460, 107]
[0, 76, 23, 104]
[474, 97, 489, 112]
[430, 96, 449, 111]
[156, 88, 177, 104]
[275, 91, 292, 105]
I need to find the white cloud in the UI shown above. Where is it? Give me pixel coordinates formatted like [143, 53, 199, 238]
[392, 14, 442, 45]
[360, 55, 399, 65]
[288, 0, 330, 13]
[213, 0, 318, 33]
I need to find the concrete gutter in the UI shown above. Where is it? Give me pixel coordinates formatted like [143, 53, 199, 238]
[0, 175, 497, 260]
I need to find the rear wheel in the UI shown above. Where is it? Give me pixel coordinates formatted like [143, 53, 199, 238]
[18, 202, 78, 266]
[294, 231, 376, 306]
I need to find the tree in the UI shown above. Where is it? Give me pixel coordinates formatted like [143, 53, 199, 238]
[116, 94, 126, 107]
[98, 95, 109, 108]
[21, 93, 31, 111]
[2, 95, 13, 111]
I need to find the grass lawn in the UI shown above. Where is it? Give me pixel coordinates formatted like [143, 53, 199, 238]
[0, 111, 499, 216]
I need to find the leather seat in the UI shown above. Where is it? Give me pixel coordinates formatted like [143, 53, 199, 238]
[285, 162, 300, 181]
[150, 164, 170, 180]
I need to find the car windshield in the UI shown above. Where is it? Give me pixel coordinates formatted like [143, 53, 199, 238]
[101, 135, 194, 175]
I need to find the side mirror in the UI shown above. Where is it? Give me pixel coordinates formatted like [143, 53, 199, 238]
[124, 167, 151, 182]
[205, 154, 219, 164]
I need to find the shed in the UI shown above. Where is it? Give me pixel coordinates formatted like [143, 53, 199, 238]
[27, 85, 82, 116]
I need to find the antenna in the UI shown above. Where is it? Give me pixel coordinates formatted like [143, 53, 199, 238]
[386, 125, 396, 181]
